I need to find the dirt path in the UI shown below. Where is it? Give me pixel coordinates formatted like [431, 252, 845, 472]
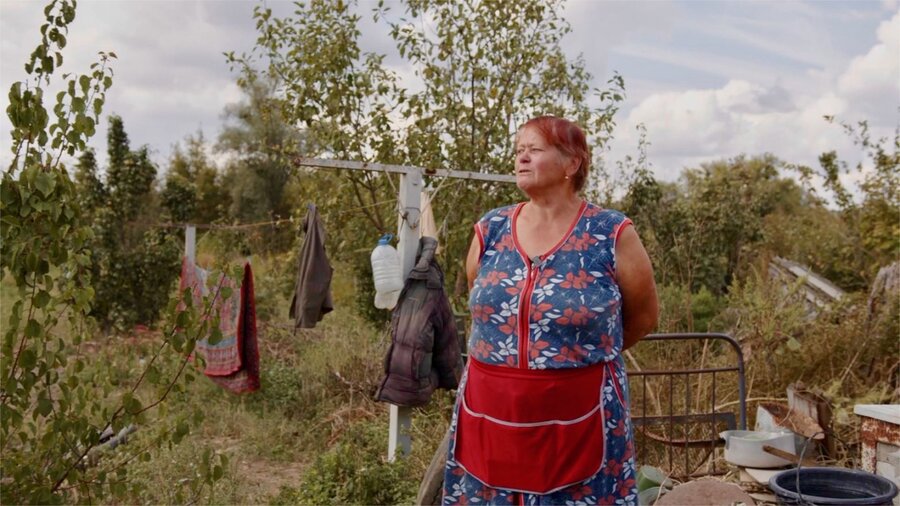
[234, 456, 308, 502]
[209, 436, 308, 503]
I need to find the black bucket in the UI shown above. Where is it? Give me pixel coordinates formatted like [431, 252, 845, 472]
[769, 468, 899, 505]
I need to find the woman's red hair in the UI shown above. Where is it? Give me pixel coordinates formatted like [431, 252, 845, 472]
[520, 116, 591, 192]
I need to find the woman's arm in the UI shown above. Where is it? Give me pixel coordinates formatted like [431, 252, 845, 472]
[615, 225, 659, 350]
[465, 234, 481, 292]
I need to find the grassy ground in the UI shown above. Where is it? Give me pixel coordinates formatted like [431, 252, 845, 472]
[6, 248, 894, 504]
[87, 255, 451, 504]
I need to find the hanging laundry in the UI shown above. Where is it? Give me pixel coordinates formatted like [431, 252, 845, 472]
[179, 258, 260, 393]
[375, 236, 463, 407]
[420, 189, 438, 240]
[290, 203, 334, 330]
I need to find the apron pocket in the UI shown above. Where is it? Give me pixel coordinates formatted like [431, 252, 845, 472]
[453, 360, 607, 494]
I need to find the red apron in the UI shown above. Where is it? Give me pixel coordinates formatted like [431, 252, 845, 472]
[454, 359, 615, 495]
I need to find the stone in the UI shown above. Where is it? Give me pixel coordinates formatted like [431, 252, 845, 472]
[655, 477, 756, 505]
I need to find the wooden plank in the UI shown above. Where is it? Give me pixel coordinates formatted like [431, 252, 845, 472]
[743, 467, 782, 484]
[763, 445, 816, 466]
[748, 492, 779, 504]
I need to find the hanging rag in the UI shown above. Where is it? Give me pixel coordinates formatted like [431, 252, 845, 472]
[420, 189, 443, 255]
[375, 236, 463, 407]
[290, 203, 334, 329]
[179, 258, 260, 393]
[420, 190, 438, 239]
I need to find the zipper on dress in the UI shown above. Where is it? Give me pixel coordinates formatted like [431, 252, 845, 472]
[517, 262, 539, 369]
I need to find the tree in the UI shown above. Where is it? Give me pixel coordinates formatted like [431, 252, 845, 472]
[217, 79, 304, 228]
[621, 154, 805, 295]
[162, 131, 230, 225]
[1, 2, 224, 502]
[228, 0, 625, 318]
[74, 115, 182, 329]
[73, 148, 106, 218]
[2, 18, 114, 495]
[816, 119, 899, 288]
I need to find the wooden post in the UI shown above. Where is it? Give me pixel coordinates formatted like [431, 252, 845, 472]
[388, 168, 422, 462]
[185, 225, 196, 263]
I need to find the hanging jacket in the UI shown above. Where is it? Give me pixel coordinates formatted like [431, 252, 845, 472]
[375, 236, 463, 407]
[290, 203, 334, 329]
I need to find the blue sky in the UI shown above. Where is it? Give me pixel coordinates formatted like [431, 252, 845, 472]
[1, 0, 897, 189]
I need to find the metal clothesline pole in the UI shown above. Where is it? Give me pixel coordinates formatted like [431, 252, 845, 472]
[293, 157, 515, 462]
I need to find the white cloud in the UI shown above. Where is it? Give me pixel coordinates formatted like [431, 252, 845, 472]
[607, 7, 897, 189]
[680, 7, 838, 71]
[1, 0, 261, 170]
[2, 0, 896, 193]
[837, 11, 900, 123]
[612, 80, 858, 179]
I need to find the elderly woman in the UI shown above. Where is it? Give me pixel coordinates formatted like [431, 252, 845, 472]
[442, 116, 659, 505]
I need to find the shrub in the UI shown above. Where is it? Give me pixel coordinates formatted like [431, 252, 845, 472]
[294, 418, 417, 505]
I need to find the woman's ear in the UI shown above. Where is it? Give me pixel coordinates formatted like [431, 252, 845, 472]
[565, 155, 580, 179]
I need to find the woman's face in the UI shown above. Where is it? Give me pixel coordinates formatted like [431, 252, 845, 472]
[514, 126, 574, 195]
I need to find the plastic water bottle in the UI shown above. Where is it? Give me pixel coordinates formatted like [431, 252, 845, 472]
[371, 234, 403, 309]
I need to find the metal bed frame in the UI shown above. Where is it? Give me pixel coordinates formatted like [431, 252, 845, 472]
[629, 333, 747, 479]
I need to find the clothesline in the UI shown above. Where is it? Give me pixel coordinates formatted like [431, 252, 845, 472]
[139, 198, 400, 231]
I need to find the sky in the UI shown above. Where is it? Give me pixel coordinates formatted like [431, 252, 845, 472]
[1, 0, 898, 189]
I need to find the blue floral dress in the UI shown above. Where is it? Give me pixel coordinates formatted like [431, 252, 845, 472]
[443, 201, 638, 506]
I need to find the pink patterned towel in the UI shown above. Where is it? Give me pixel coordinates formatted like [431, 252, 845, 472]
[178, 258, 259, 393]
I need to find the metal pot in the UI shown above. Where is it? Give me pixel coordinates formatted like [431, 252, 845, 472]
[720, 429, 797, 468]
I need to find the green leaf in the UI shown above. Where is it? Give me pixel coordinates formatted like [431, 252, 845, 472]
[172, 421, 189, 444]
[33, 172, 56, 197]
[36, 397, 52, 417]
[184, 336, 196, 355]
[208, 326, 223, 346]
[175, 310, 189, 328]
[20, 349, 37, 370]
[33, 290, 51, 309]
[24, 318, 41, 338]
[125, 395, 142, 414]
[181, 288, 193, 308]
